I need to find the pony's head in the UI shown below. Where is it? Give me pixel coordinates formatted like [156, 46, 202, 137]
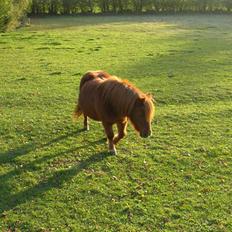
[129, 94, 155, 138]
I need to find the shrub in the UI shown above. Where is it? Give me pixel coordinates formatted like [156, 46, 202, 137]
[0, 0, 11, 32]
[0, 0, 31, 32]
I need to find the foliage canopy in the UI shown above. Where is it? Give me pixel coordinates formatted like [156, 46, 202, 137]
[30, 0, 232, 14]
[1, 0, 232, 31]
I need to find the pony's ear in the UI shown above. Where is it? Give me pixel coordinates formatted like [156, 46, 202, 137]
[146, 93, 155, 103]
[139, 97, 146, 102]
[136, 97, 146, 105]
[146, 93, 153, 98]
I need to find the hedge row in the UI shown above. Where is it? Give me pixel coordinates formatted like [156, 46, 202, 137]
[30, 0, 232, 15]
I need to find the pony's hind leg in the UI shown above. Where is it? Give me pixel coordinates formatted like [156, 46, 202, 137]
[102, 122, 116, 155]
[84, 115, 89, 131]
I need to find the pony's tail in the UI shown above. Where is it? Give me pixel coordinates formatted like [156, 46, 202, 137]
[73, 103, 82, 121]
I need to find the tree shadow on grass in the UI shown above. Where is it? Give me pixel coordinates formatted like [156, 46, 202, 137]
[30, 15, 176, 30]
[0, 150, 112, 214]
[115, 34, 232, 107]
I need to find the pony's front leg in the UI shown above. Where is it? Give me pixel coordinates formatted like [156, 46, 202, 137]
[84, 115, 89, 131]
[102, 122, 116, 155]
[113, 120, 128, 145]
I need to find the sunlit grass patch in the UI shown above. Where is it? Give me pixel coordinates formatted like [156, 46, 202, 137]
[0, 15, 232, 231]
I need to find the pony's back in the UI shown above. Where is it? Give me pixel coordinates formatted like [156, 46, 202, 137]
[80, 70, 111, 89]
[74, 71, 111, 119]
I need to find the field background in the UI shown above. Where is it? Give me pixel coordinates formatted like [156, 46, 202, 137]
[0, 15, 232, 231]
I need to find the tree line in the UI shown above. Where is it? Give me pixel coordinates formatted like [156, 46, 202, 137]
[30, 0, 232, 15]
[1, 0, 232, 32]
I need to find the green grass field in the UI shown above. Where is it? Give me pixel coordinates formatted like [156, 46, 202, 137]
[0, 15, 232, 231]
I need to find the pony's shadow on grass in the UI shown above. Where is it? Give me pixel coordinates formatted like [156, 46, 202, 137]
[0, 129, 85, 164]
[0, 150, 112, 214]
[0, 129, 109, 214]
[0, 136, 106, 184]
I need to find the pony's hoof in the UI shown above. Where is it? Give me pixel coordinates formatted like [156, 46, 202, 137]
[84, 126, 89, 131]
[109, 149, 117, 155]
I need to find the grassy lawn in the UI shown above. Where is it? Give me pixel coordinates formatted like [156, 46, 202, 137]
[0, 15, 232, 231]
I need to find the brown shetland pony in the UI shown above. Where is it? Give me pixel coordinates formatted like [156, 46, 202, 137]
[74, 71, 155, 154]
